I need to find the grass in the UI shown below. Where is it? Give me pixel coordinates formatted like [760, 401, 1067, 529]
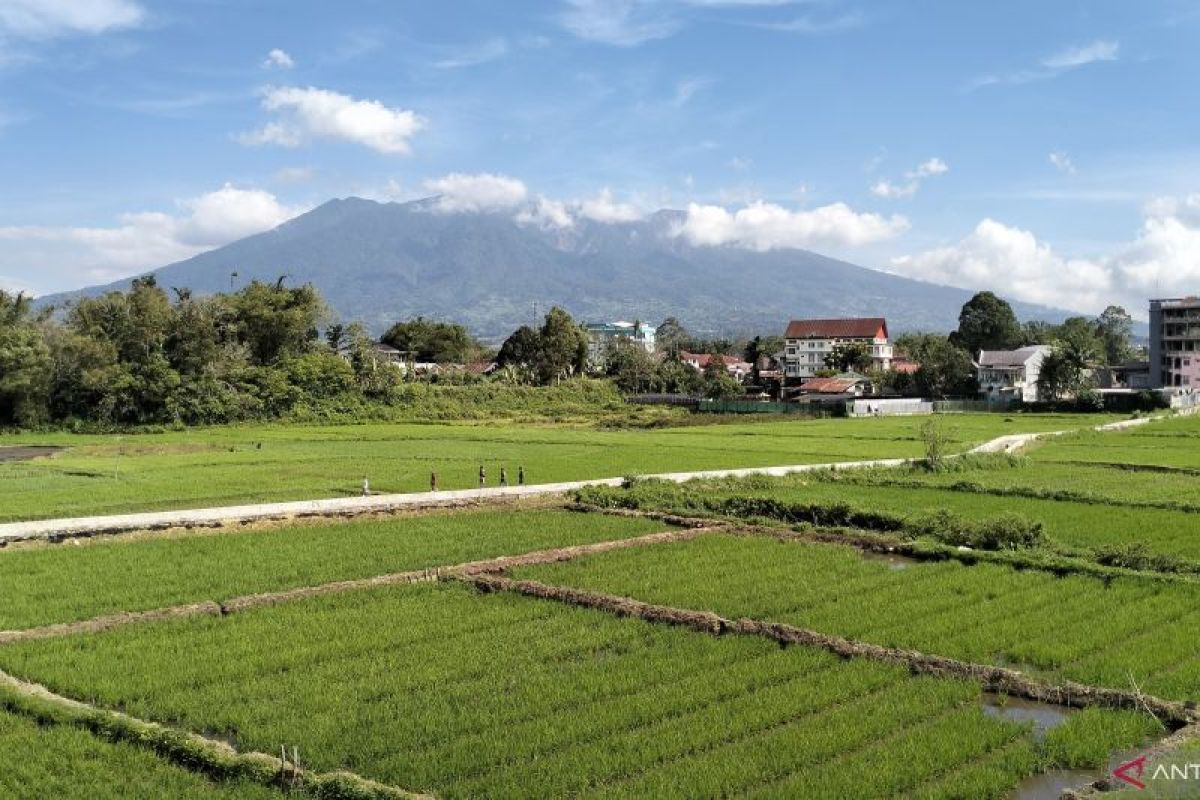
[0, 507, 665, 630]
[0, 412, 1116, 521]
[513, 533, 1200, 702]
[0, 581, 1048, 800]
[577, 469, 1200, 561]
[0, 707, 278, 799]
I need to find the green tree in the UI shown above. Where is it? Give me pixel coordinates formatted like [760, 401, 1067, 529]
[897, 333, 976, 398]
[1095, 305, 1134, 365]
[0, 292, 51, 425]
[380, 317, 479, 363]
[655, 317, 689, 357]
[228, 280, 324, 365]
[949, 291, 1022, 356]
[496, 325, 541, 368]
[824, 341, 873, 373]
[535, 307, 588, 384]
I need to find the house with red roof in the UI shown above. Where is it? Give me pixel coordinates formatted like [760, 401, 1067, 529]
[782, 317, 893, 380]
[680, 352, 753, 380]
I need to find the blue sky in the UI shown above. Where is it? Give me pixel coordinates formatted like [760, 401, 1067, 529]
[2, 0, 1199, 316]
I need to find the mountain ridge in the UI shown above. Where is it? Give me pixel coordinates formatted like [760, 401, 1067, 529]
[35, 196, 1075, 339]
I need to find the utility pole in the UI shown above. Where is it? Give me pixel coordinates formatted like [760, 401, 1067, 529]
[230, 271, 239, 292]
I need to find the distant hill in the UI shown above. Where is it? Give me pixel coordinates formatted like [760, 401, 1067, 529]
[37, 196, 1074, 339]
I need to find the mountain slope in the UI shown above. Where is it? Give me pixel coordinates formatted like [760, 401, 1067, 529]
[37, 197, 1071, 338]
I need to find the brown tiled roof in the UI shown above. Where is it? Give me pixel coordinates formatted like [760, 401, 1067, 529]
[799, 377, 862, 393]
[784, 318, 887, 340]
[680, 352, 747, 369]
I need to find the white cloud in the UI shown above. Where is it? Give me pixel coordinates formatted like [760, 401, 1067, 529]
[434, 37, 509, 69]
[910, 157, 948, 178]
[423, 172, 529, 213]
[889, 196, 1200, 315]
[578, 188, 644, 223]
[0, 0, 143, 39]
[0, 185, 303, 287]
[273, 165, 315, 184]
[559, 0, 678, 46]
[870, 180, 917, 199]
[1042, 39, 1119, 69]
[870, 157, 948, 199]
[969, 39, 1119, 90]
[759, 11, 865, 34]
[673, 200, 909, 251]
[516, 196, 575, 229]
[1048, 151, 1076, 174]
[239, 86, 425, 155]
[262, 48, 295, 69]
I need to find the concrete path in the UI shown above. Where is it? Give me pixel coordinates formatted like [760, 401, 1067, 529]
[0, 413, 1178, 545]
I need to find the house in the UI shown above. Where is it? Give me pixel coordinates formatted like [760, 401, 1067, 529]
[1096, 361, 1152, 390]
[1149, 298, 1200, 388]
[337, 341, 404, 365]
[890, 350, 920, 375]
[782, 318, 892, 380]
[974, 346, 1051, 403]
[793, 373, 873, 397]
[584, 321, 656, 368]
[680, 352, 753, 380]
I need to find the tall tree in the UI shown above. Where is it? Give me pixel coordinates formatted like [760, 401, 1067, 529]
[496, 325, 541, 368]
[380, 317, 479, 363]
[655, 317, 689, 357]
[949, 292, 1022, 356]
[1095, 305, 1134, 365]
[824, 342, 873, 373]
[535, 306, 588, 383]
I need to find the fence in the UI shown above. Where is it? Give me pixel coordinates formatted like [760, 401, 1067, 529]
[696, 399, 841, 417]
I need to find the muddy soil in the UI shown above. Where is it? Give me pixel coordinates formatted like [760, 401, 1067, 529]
[0, 446, 64, 463]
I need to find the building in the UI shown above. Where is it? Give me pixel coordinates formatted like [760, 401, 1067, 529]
[792, 373, 873, 398]
[680, 352, 753, 380]
[584, 321, 656, 368]
[1149, 298, 1200, 388]
[1096, 361, 1152, 390]
[974, 346, 1051, 403]
[782, 318, 892, 380]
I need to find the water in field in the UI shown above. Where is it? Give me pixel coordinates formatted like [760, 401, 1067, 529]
[858, 549, 918, 570]
[0, 446, 63, 463]
[982, 694, 1074, 738]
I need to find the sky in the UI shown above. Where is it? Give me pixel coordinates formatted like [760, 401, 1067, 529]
[2, 0, 1199, 318]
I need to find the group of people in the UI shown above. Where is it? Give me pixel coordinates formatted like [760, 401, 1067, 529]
[361, 465, 527, 497]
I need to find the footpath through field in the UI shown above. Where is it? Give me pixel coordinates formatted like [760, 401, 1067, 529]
[0, 415, 1171, 545]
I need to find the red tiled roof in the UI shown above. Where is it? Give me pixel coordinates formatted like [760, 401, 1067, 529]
[680, 352, 746, 368]
[784, 318, 887, 340]
[799, 377, 862, 393]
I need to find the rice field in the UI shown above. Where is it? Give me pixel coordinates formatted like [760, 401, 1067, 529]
[0, 707, 278, 799]
[0, 581, 1154, 800]
[514, 533, 1200, 702]
[0, 508, 665, 631]
[0, 413, 1112, 521]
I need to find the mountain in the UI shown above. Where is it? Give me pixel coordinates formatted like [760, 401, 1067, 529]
[36, 196, 1072, 339]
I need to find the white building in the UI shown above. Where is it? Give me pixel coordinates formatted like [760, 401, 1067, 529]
[584, 321, 656, 368]
[975, 346, 1051, 403]
[782, 318, 893, 380]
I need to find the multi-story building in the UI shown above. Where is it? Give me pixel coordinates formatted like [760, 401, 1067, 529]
[781, 318, 892, 380]
[974, 346, 1051, 403]
[584, 321, 656, 369]
[1150, 298, 1200, 388]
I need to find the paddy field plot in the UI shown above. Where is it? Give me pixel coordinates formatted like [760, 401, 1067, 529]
[0, 580, 1156, 800]
[0, 507, 665, 631]
[0, 707, 278, 800]
[515, 532, 1200, 703]
[0, 413, 1112, 521]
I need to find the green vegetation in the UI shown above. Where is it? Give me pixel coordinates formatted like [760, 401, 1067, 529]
[0, 707, 277, 799]
[0, 412, 1112, 521]
[1041, 708, 1163, 770]
[514, 533, 1200, 701]
[0, 582, 1044, 799]
[0, 508, 664, 630]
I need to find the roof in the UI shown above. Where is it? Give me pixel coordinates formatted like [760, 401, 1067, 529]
[680, 352, 747, 368]
[798, 377, 864, 394]
[785, 318, 887, 340]
[976, 346, 1049, 368]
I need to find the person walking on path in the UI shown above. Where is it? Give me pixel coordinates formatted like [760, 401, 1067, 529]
[500, 466, 508, 488]
[362, 477, 370, 497]
[478, 464, 486, 488]
[430, 471, 438, 492]
[518, 465, 525, 486]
